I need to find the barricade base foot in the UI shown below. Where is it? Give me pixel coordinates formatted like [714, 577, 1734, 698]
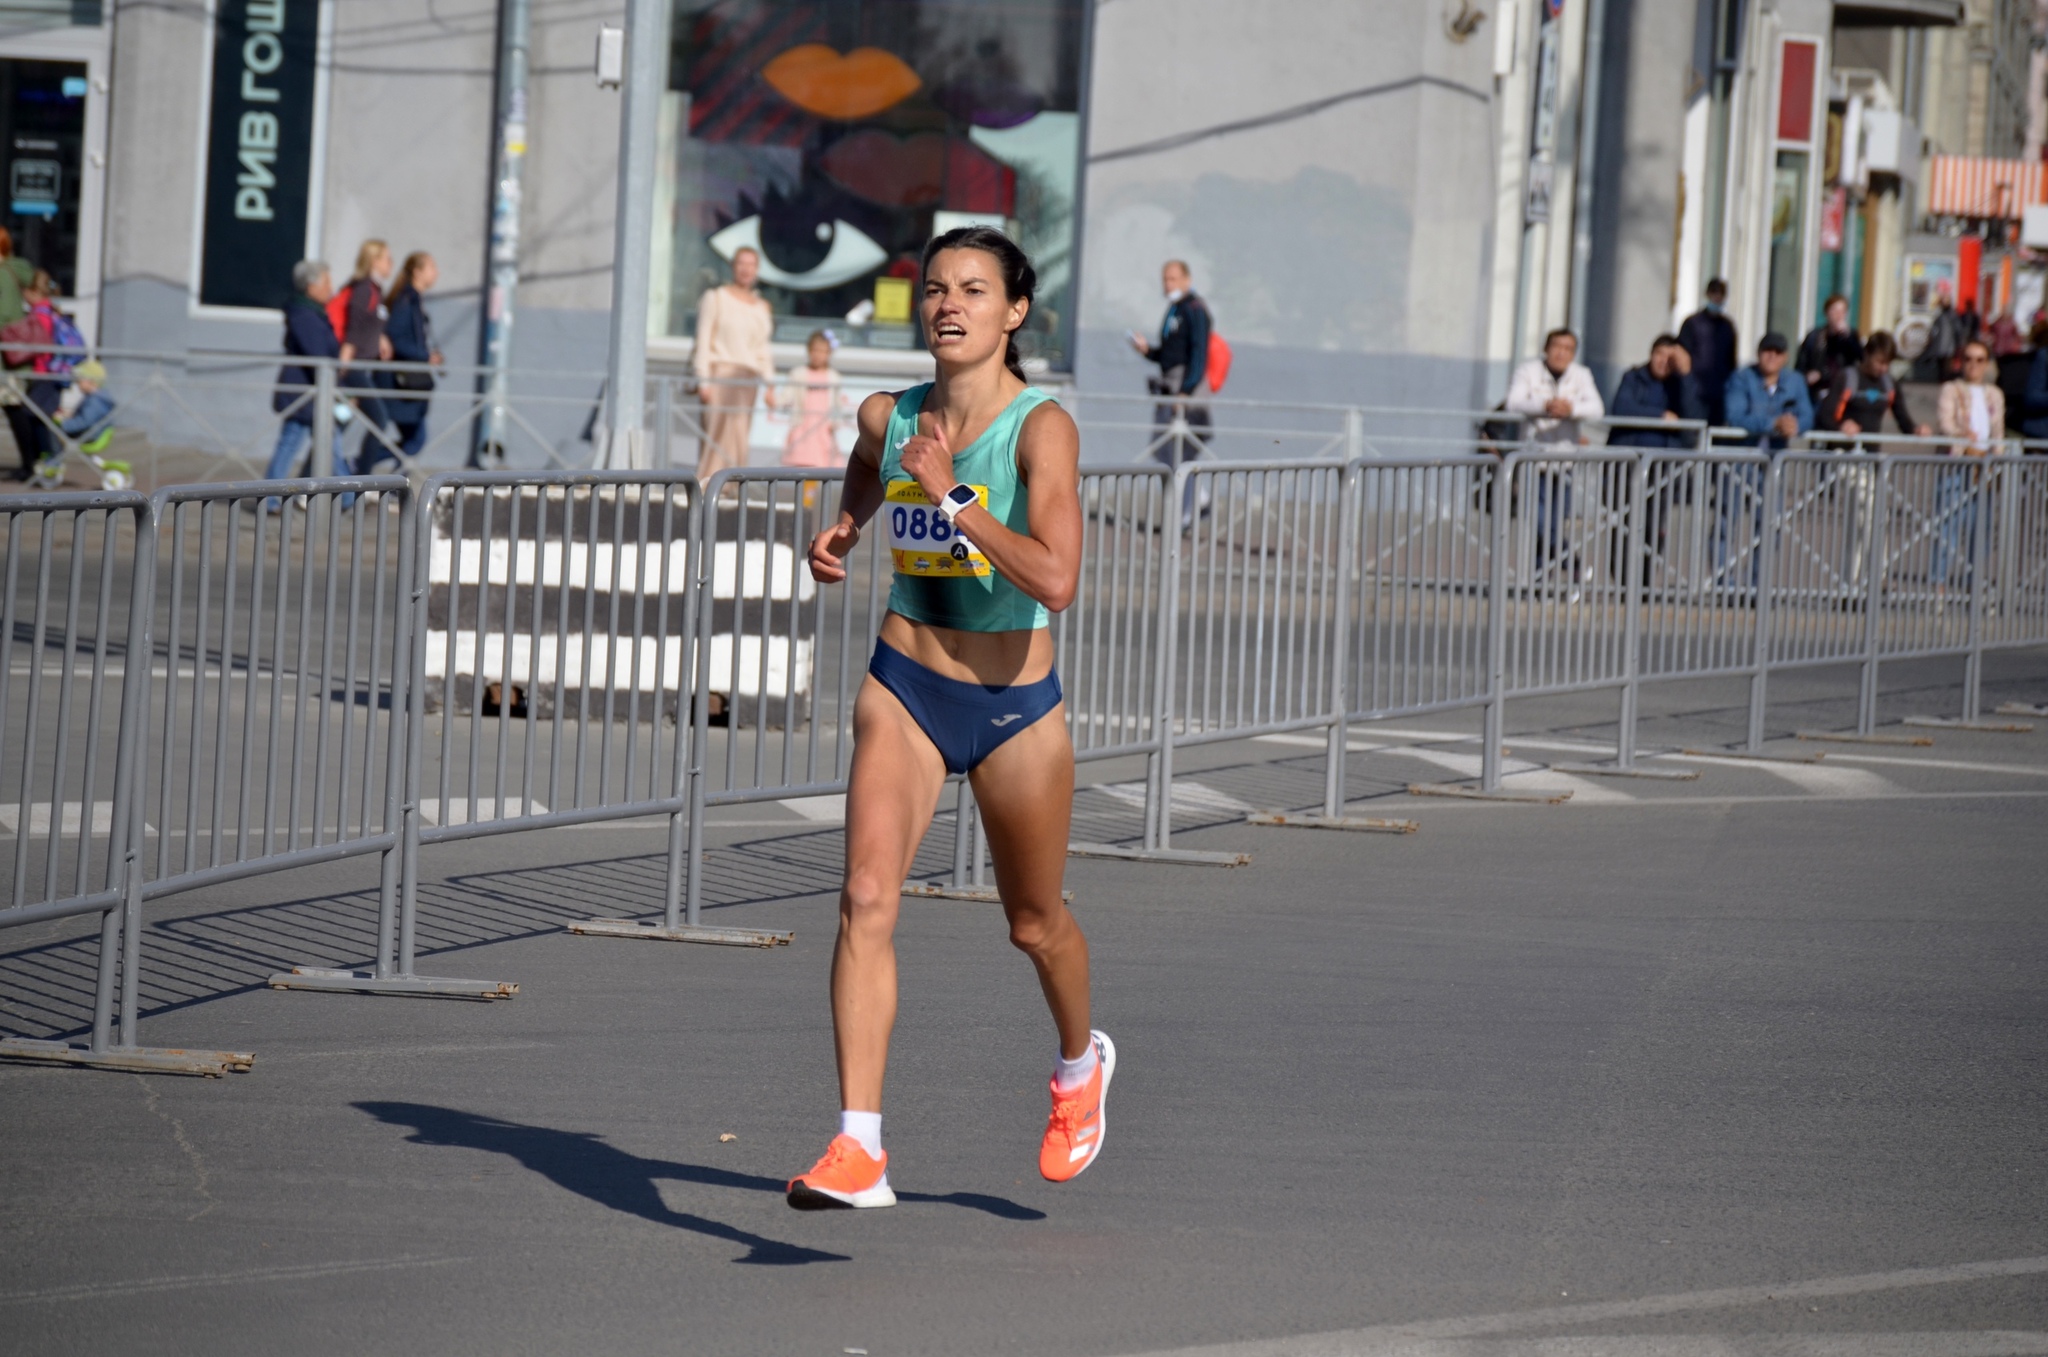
[1901, 716, 2035, 734]
[1406, 782, 1572, 804]
[1795, 730, 1934, 746]
[1994, 702, 2048, 718]
[1549, 762, 1702, 781]
[566, 919, 792, 947]
[1067, 842, 1251, 867]
[1245, 812, 1419, 833]
[267, 967, 519, 998]
[1680, 747, 1825, 764]
[903, 883, 1074, 903]
[0, 1037, 253, 1077]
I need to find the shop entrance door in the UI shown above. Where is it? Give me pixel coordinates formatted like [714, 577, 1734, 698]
[0, 24, 107, 340]
[0, 59, 88, 303]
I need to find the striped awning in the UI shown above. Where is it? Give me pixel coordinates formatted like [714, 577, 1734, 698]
[1924, 155, 2044, 220]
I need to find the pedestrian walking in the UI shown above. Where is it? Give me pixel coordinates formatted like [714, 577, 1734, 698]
[1930, 339, 2005, 594]
[1128, 259, 1213, 500]
[793, 226, 1110, 1210]
[332, 239, 395, 472]
[780, 329, 848, 469]
[692, 246, 776, 483]
[0, 226, 38, 478]
[1679, 278, 1739, 426]
[1819, 331, 1928, 592]
[1504, 327, 1603, 578]
[1796, 294, 1863, 403]
[375, 251, 443, 467]
[1, 271, 84, 479]
[1608, 334, 1705, 577]
[1716, 331, 1812, 589]
[262, 259, 349, 502]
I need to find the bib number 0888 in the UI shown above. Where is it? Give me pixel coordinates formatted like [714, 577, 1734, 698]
[889, 504, 954, 544]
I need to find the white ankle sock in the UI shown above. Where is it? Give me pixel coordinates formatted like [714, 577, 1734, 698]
[1053, 1040, 1099, 1092]
[839, 1110, 883, 1159]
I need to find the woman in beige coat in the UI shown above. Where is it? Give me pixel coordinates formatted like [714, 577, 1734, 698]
[693, 247, 776, 481]
[1931, 339, 2005, 591]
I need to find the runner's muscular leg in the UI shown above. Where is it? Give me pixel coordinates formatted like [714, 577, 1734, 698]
[970, 704, 1090, 1059]
[835, 676, 948, 1112]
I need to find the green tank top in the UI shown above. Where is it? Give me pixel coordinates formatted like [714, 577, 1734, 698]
[878, 383, 1052, 633]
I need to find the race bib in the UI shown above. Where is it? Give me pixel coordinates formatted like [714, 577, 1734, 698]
[885, 479, 991, 577]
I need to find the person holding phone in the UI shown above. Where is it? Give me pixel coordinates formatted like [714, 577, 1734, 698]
[792, 226, 1110, 1210]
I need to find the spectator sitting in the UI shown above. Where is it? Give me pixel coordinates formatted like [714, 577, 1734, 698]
[1505, 326, 1604, 445]
[1608, 334, 1704, 448]
[1608, 333, 1704, 580]
[1796, 294, 1863, 402]
[1819, 330, 1930, 443]
[1679, 277, 1739, 426]
[1715, 332, 1812, 590]
[1505, 327, 1604, 578]
[1724, 331, 1813, 451]
[57, 359, 115, 452]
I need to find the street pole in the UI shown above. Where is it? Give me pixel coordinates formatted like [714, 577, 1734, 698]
[600, 0, 667, 470]
[475, 0, 530, 467]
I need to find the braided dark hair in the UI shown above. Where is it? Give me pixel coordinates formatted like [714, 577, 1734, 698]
[920, 225, 1036, 381]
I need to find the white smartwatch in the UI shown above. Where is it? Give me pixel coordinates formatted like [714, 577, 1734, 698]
[935, 483, 978, 525]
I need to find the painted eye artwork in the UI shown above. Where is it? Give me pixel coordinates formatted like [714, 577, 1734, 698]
[667, 0, 1086, 358]
[709, 215, 887, 292]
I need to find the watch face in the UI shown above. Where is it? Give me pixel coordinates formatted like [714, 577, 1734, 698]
[946, 485, 977, 508]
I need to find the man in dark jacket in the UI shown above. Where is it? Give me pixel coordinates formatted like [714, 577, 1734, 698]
[1609, 334, 1705, 447]
[1678, 277, 1739, 426]
[1609, 334, 1706, 580]
[1796, 294, 1863, 403]
[262, 259, 348, 495]
[1130, 258, 1213, 521]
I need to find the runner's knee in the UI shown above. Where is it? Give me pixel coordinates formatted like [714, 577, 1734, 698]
[1006, 902, 1067, 955]
[841, 869, 902, 935]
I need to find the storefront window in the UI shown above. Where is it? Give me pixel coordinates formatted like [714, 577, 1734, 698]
[1766, 150, 1808, 343]
[660, 0, 1086, 368]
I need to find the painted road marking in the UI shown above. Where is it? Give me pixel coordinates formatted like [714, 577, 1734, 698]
[1111, 1254, 2048, 1357]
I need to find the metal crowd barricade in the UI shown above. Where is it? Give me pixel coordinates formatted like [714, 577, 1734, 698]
[0, 491, 234, 1072]
[1090, 458, 1350, 863]
[131, 480, 425, 1012]
[1629, 449, 1776, 751]
[671, 465, 872, 938]
[399, 470, 786, 952]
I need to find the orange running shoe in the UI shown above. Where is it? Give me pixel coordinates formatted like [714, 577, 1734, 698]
[1040, 1029, 1116, 1182]
[787, 1134, 896, 1210]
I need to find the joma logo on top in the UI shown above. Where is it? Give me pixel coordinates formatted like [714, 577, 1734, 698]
[234, 0, 286, 222]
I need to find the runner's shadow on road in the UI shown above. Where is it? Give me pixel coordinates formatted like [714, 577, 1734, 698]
[356, 1103, 1043, 1265]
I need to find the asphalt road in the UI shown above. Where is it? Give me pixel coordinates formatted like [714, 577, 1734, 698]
[2, 652, 2046, 1356]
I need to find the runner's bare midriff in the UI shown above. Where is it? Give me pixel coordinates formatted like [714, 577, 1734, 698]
[878, 612, 1054, 687]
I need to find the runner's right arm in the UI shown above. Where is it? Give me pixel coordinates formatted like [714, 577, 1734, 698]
[809, 390, 897, 583]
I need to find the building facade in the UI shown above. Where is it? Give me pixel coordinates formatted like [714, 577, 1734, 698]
[0, 0, 2037, 437]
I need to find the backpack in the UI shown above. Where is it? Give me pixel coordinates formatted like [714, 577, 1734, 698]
[1206, 329, 1233, 394]
[325, 278, 379, 342]
[0, 309, 48, 369]
[43, 309, 85, 374]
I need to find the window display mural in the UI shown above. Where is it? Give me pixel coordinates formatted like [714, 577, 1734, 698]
[661, 0, 1087, 367]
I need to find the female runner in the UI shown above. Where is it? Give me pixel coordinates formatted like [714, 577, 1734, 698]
[788, 227, 1110, 1209]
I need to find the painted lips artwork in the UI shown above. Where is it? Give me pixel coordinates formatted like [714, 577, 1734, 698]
[670, 0, 1083, 360]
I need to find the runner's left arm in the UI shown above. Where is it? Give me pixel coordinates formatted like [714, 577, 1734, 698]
[905, 402, 1082, 612]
